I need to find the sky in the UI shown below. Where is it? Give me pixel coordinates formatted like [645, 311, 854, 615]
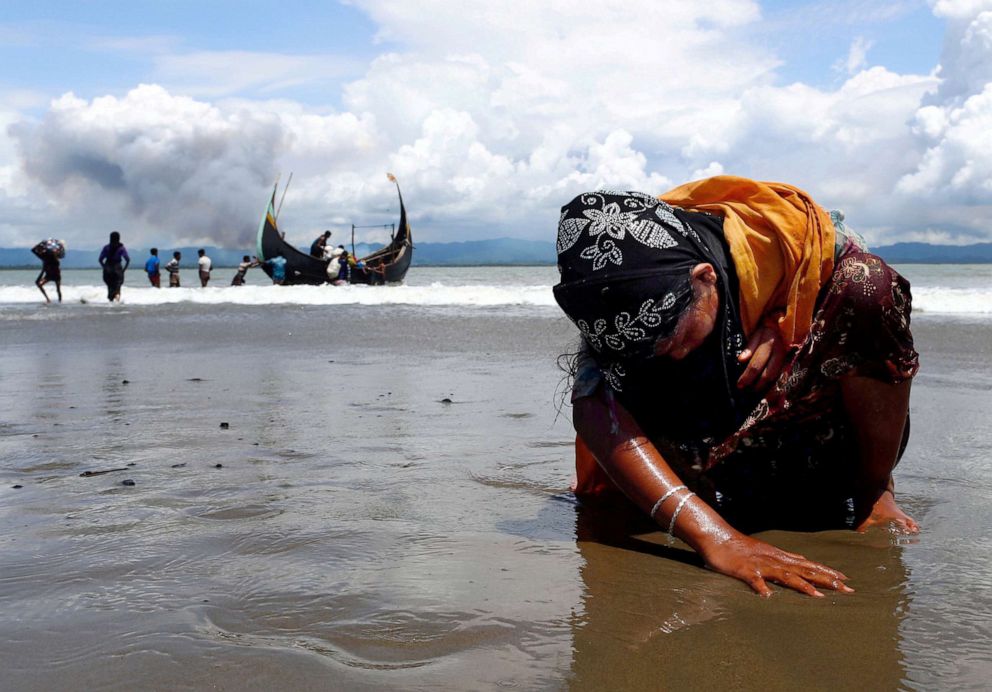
[1, 0, 991, 250]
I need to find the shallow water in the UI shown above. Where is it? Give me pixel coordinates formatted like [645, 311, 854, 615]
[2, 263, 992, 314]
[1, 275, 991, 689]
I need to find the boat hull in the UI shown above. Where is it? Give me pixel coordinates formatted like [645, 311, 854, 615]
[255, 180, 413, 286]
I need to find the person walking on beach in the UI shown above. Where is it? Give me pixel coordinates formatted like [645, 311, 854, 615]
[98, 231, 130, 302]
[310, 230, 332, 258]
[197, 248, 212, 287]
[31, 238, 64, 303]
[165, 251, 182, 287]
[555, 178, 919, 598]
[144, 248, 161, 287]
[231, 255, 259, 286]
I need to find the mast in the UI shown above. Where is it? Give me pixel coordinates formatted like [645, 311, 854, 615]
[276, 172, 293, 220]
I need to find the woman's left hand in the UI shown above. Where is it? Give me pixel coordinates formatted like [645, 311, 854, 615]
[737, 324, 787, 392]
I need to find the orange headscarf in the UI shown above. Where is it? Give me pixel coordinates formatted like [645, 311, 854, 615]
[660, 176, 835, 347]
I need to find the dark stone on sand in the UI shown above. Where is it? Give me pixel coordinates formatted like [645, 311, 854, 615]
[441, 398, 453, 404]
[188, 377, 204, 382]
[122, 380, 129, 384]
[122, 479, 135, 486]
[127, 462, 135, 466]
[12, 484, 23, 489]
[219, 422, 229, 429]
[215, 463, 224, 468]
[171, 463, 186, 468]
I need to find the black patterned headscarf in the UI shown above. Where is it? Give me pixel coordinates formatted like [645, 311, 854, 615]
[553, 190, 744, 392]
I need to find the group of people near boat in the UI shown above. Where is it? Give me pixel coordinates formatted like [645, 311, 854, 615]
[29, 228, 379, 302]
[142, 247, 218, 289]
[29, 232, 297, 302]
[309, 229, 371, 285]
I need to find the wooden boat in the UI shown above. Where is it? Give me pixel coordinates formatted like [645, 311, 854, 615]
[255, 174, 413, 285]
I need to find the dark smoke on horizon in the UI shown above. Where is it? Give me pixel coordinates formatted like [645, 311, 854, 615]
[11, 86, 285, 247]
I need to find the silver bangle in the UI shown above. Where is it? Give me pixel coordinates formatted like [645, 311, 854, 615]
[666, 492, 696, 543]
[649, 485, 687, 521]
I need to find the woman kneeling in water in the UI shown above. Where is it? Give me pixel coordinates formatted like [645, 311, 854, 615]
[554, 177, 919, 598]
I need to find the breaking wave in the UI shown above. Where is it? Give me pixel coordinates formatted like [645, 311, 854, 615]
[0, 280, 990, 316]
[0, 282, 559, 308]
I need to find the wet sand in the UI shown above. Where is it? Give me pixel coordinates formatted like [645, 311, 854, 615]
[1, 304, 990, 690]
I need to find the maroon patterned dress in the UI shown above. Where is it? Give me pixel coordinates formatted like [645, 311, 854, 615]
[700, 246, 919, 529]
[573, 243, 919, 531]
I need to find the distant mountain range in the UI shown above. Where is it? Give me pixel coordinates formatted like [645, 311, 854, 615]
[3, 239, 992, 268]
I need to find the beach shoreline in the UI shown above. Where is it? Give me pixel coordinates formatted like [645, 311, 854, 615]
[1, 280, 990, 689]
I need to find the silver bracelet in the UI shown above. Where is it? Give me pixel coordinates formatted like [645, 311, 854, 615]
[649, 485, 687, 521]
[666, 492, 696, 543]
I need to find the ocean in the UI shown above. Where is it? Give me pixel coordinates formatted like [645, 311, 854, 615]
[1, 264, 991, 689]
[1, 264, 992, 314]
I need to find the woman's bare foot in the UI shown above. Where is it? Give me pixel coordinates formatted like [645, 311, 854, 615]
[856, 490, 919, 534]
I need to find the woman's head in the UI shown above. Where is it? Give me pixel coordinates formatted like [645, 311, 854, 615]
[109, 231, 121, 245]
[553, 190, 722, 371]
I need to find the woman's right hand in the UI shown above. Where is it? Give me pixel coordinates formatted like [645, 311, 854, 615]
[699, 530, 854, 598]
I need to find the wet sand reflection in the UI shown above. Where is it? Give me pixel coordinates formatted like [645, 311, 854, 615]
[569, 501, 910, 690]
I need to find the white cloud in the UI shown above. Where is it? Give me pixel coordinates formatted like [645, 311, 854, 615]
[887, 5, 992, 238]
[6, 0, 992, 249]
[840, 36, 874, 75]
[9, 85, 286, 246]
[931, 0, 992, 20]
[898, 83, 992, 197]
[929, 6, 992, 102]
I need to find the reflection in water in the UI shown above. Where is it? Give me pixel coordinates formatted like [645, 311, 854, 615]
[568, 500, 911, 690]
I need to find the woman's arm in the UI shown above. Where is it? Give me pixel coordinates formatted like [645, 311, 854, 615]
[573, 384, 854, 598]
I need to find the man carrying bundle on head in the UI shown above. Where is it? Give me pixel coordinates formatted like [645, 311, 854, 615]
[32, 238, 65, 304]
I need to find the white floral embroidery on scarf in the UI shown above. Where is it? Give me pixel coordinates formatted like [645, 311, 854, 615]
[584, 202, 636, 240]
[575, 293, 677, 354]
[557, 209, 590, 254]
[628, 218, 678, 250]
[579, 238, 623, 270]
[558, 192, 694, 273]
[603, 362, 626, 391]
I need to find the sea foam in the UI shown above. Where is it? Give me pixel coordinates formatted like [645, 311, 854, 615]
[0, 283, 989, 315]
[0, 282, 559, 308]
